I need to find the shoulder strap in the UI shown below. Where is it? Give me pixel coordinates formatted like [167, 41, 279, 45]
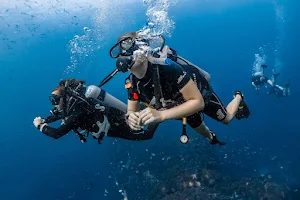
[152, 64, 165, 109]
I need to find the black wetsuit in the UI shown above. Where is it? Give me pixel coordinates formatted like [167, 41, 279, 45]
[252, 74, 268, 86]
[41, 99, 158, 141]
[268, 85, 284, 98]
[125, 60, 228, 128]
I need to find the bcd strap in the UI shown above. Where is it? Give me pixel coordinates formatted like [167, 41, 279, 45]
[73, 129, 87, 143]
[152, 64, 165, 109]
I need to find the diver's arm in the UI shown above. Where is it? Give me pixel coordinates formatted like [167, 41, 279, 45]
[41, 108, 63, 123]
[126, 100, 142, 130]
[160, 79, 204, 121]
[252, 82, 259, 92]
[43, 113, 60, 123]
[158, 61, 204, 121]
[127, 99, 140, 113]
[38, 116, 76, 139]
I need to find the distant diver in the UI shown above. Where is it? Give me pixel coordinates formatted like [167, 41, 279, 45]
[251, 64, 280, 94]
[268, 78, 291, 98]
[251, 64, 290, 98]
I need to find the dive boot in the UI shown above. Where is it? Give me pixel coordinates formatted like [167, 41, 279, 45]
[210, 131, 226, 145]
[234, 91, 250, 120]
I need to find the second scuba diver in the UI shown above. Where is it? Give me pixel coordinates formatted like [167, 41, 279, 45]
[251, 64, 290, 97]
[33, 78, 159, 144]
[251, 64, 280, 94]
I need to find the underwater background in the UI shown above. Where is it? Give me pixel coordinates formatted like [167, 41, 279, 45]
[0, 0, 299, 199]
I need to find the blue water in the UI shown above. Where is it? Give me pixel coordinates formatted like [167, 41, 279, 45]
[0, 0, 299, 199]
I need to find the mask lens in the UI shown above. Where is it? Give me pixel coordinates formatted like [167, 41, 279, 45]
[109, 37, 135, 58]
[120, 38, 134, 51]
[110, 44, 120, 58]
[49, 94, 61, 105]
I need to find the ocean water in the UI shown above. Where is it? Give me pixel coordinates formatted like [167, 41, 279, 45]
[0, 0, 299, 199]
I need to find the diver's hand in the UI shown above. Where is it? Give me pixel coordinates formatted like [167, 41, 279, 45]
[33, 117, 44, 127]
[126, 112, 143, 131]
[139, 107, 163, 125]
[33, 117, 46, 131]
[157, 45, 170, 58]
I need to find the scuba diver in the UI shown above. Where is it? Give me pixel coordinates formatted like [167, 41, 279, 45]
[33, 78, 159, 144]
[267, 78, 291, 98]
[100, 31, 250, 145]
[251, 64, 280, 94]
[252, 64, 268, 93]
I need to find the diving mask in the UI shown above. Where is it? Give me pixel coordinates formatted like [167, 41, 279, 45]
[49, 94, 61, 105]
[110, 37, 149, 58]
[120, 38, 135, 51]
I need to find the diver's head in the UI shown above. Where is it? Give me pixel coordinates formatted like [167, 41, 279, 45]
[117, 32, 138, 46]
[49, 79, 85, 108]
[49, 86, 64, 108]
[110, 31, 150, 59]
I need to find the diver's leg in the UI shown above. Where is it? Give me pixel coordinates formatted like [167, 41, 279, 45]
[261, 64, 267, 74]
[191, 121, 212, 140]
[284, 80, 291, 96]
[186, 112, 211, 139]
[203, 91, 249, 124]
[267, 79, 274, 87]
[187, 113, 225, 145]
[203, 92, 236, 124]
[287, 87, 291, 96]
[271, 69, 280, 84]
[223, 93, 243, 124]
[252, 82, 260, 94]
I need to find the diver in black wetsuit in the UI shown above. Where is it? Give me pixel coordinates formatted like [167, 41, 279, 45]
[251, 64, 280, 94]
[268, 79, 291, 98]
[33, 79, 159, 144]
[252, 64, 268, 93]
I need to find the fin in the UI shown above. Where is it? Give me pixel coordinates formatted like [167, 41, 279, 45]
[285, 78, 291, 87]
[234, 91, 250, 120]
[235, 100, 250, 120]
[273, 73, 280, 79]
[234, 91, 244, 99]
[261, 64, 268, 68]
